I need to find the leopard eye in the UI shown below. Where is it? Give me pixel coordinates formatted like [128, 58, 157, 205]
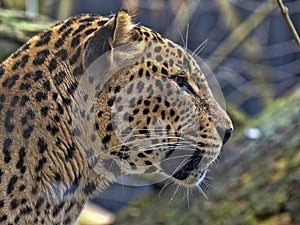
[173, 75, 196, 95]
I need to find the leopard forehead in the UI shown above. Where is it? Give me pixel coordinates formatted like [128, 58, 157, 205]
[0, 10, 233, 225]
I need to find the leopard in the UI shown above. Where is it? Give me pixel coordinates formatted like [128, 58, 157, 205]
[0, 10, 233, 224]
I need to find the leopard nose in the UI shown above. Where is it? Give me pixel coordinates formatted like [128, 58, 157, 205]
[217, 127, 233, 145]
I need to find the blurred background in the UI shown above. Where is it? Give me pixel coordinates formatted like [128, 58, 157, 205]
[0, 0, 299, 224]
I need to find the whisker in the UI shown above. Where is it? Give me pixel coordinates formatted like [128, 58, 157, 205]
[185, 23, 189, 50]
[192, 39, 209, 56]
[158, 178, 174, 199]
[196, 185, 208, 200]
[186, 187, 190, 208]
[170, 184, 181, 203]
[177, 28, 186, 49]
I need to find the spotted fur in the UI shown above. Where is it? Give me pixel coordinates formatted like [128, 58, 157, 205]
[0, 10, 233, 224]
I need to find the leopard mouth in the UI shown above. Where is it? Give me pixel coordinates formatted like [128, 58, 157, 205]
[172, 155, 203, 180]
[160, 150, 206, 185]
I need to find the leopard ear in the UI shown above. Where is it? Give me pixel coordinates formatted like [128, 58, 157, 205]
[83, 10, 134, 68]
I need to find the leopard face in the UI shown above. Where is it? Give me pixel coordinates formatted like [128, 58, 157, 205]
[76, 10, 233, 187]
[0, 9, 232, 224]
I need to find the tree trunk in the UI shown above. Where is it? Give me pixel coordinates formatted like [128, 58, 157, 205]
[113, 87, 300, 225]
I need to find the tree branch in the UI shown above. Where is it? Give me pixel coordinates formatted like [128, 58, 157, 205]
[276, 0, 300, 48]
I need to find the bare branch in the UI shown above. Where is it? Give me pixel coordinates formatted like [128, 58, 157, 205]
[276, 0, 300, 48]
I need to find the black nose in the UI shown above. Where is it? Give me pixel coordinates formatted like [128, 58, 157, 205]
[223, 128, 233, 145]
[217, 127, 233, 145]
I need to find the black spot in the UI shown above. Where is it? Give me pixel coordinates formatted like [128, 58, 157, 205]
[111, 151, 130, 160]
[161, 110, 166, 120]
[14, 216, 20, 223]
[67, 81, 78, 95]
[54, 71, 67, 85]
[145, 160, 153, 166]
[36, 30, 52, 47]
[73, 24, 87, 36]
[10, 95, 19, 107]
[46, 124, 59, 136]
[0, 65, 4, 78]
[65, 201, 76, 214]
[7, 175, 18, 195]
[71, 35, 81, 48]
[114, 85, 121, 93]
[49, 58, 58, 72]
[34, 70, 43, 81]
[4, 110, 14, 132]
[3, 138, 12, 163]
[38, 138, 48, 153]
[70, 48, 81, 65]
[152, 65, 158, 73]
[102, 135, 111, 144]
[56, 49, 68, 61]
[143, 108, 150, 115]
[127, 83, 134, 94]
[0, 199, 4, 208]
[63, 217, 72, 224]
[20, 206, 32, 215]
[2, 74, 19, 89]
[22, 125, 34, 139]
[174, 115, 180, 123]
[156, 55, 163, 62]
[43, 80, 51, 91]
[19, 185, 26, 191]
[128, 116, 134, 122]
[106, 123, 114, 131]
[0, 215, 7, 222]
[83, 182, 96, 195]
[16, 147, 26, 173]
[0, 168, 3, 184]
[97, 110, 104, 117]
[52, 92, 58, 100]
[170, 109, 176, 117]
[84, 28, 98, 36]
[10, 199, 19, 210]
[138, 68, 144, 77]
[177, 49, 182, 57]
[153, 104, 159, 113]
[165, 100, 170, 107]
[35, 157, 47, 172]
[33, 50, 50, 65]
[19, 83, 31, 90]
[138, 153, 146, 158]
[155, 79, 163, 91]
[66, 144, 76, 160]
[20, 95, 29, 106]
[107, 97, 115, 107]
[34, 197, 45, 210]
[154, 46, 162, 52]
[0, 94, 5, 102]
[57, 103, 64, 114]
[41, 106, 49, 117]
[52, 201, 65, 217]
[35, 92, 48, 102]
[144, 99, 150, 106]
[21, 54, 30, 67]
[73, 64, 83, 76]
[133, 108, 139, 115]
[157, 96, 162, 102]
[54, 172, 61, 182]
[56, 27, 73, 48]
[12, 61, 20, 70]
[161, 67, 168, 75]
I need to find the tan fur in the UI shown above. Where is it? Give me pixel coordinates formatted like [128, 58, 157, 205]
[0, 10, 232, 224]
